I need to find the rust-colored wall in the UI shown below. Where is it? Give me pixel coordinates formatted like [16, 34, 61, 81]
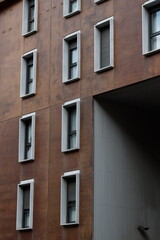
[0, 0, 159, 240]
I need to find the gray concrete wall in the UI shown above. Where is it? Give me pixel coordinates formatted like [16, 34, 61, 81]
[94, 98, 160, 240]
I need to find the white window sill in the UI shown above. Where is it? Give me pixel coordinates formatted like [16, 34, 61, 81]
[22, 29, 37, 38]
[143, 48, 160, 56]
[63, 76, 80, 84]
[62, 147, 80, 153]
[95, 0, 106, 4]
[19, 158, 34, 163]
[61, 222, 79, 226]
[21, 92, 36, 99]
[64, 10, 80, 18]
[17, 227, 32, 231]
[95, 65, 113, 73]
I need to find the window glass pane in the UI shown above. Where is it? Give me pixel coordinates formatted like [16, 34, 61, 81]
[68, 106, 76, 149]
[70, 65, 77, 79]
[28, 0, 35, 31]
[71, 48, 77, 64]
[30, 6, 34, 20]
[100, 25, 110, 68]
[29, 21, 34, 32]
[23, 185, 30, 228]
[25, 120, 32, 159]
[69, 107, 76, 131]
[67, 177, 76, 223]
[70, 0, 78, 13]
[69, 39, 77, 79]
[151, 35, 160, 50]
[26, 58, 33, 94]
[151, 10, 160, 34]
[69, 133, 76, 149]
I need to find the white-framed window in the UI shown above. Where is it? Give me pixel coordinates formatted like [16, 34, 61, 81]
[16, 179, 34, 230]
[19, 112, 36, 162]
[142, 0, 160, 55]
[60, 170, 80, 226]
[62, 31, 81, 83]
[94, 17, 114, 73]
[22, 0, 38, 37]
[94, 0, 107, 4]
[61, 98, 80, 152]
[63, 0, 81, 18]
[20, 49, 37, 98]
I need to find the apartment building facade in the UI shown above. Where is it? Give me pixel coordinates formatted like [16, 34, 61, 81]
[0, 0, 160, 240]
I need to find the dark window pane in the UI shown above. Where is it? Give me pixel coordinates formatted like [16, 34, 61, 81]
[150, 9, 160, 50]
[22, 185, 30, 228]
[100, 25, 110, 68]
[24, 119, 32, 159]
[26, 57, 33, 94]
[67, 177, 76, 223]
[69, 0, 78, 13]
[69, 39, 77, 79]
[68, 106, 76, 149]
[28, 0, 35, 32]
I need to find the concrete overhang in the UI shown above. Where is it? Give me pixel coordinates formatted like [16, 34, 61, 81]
[95, 76, 160, 113]
[0, 0, 20, 9]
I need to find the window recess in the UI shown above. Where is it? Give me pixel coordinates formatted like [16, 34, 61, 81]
[60, 170, 80, 226]
[94, 17, 114, 73]
[19, 112, 36, 162]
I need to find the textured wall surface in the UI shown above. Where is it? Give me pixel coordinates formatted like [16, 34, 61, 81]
[1, 0, 160, 239]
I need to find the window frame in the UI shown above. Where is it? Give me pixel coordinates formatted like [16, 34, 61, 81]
[142, 0, 160, 55]
[19, 112, 36, 163]
[63, 0, 81, 18]
[94, 17, 114, 73]
[61, 98, 80, 152]
[20, 49, 37, 98]
[22, 0, 38, 37]
[60, 170, 80, 226]
[16, 179, 34, 231]
[62, 31, 81, 83]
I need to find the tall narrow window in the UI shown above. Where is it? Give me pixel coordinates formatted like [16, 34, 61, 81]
[22, 185, 30, 228]
[63, 0, 81, 18]
[16, 179, 34, 230]
[100, 25, 110, 68]
[61, 171, 80, 225]
[21, 49, 37, 98]
[150, 7, 160, 51]
[24, 118, 32, 159]
[67, 176, 76, 223]
[26, 57, 33, 95]
[69, 39, 78, 80]
[94, 17, 114, 72]
[19, 112, 36, 162]
[63, 31, 81, 83]
[62, 99, 80, 152]
[28, 0, 35, 32]
[142, 0, 160, 55]
[22, 0, 38, 37]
